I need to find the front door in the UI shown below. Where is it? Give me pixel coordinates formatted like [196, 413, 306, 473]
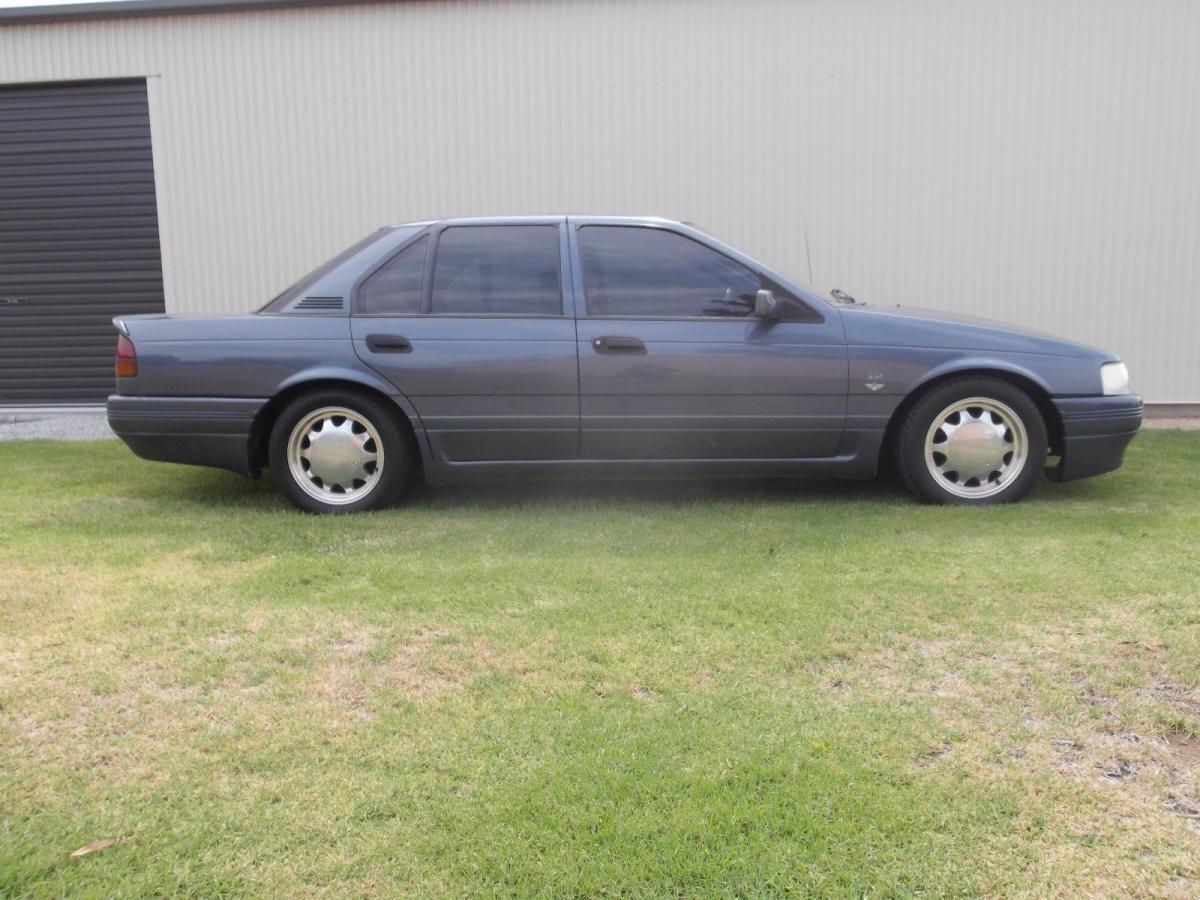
[570, 222, 846, 460]
[352, 220, 579, 461]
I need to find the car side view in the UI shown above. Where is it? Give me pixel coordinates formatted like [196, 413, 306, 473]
[106, 216, 1142, 513]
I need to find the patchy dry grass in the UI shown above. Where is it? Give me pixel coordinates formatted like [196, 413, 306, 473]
[815, 613, 1200, 895]
[1, 432, 1198, 896]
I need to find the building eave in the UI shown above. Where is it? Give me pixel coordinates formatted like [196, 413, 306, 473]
[0, 0, 396, 27]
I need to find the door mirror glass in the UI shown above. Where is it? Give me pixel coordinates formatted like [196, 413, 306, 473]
[754, 289, 781, 320]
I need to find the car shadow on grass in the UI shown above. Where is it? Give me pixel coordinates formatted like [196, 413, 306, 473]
[405, 475, 908, 509]
[159, 465, 1125, 513]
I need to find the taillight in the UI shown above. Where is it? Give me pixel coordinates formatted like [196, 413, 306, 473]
[115, 334, 138, 377]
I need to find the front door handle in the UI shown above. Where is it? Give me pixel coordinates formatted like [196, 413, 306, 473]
[366, 334, 412, 353]
[592, 335, 646, 354]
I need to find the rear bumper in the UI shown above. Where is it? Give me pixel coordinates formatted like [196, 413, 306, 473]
[106, 395, 267, 476]
[1046, 395, 1143, 483]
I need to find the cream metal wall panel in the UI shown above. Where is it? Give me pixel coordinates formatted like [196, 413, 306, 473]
[1, 0, 1197, 401]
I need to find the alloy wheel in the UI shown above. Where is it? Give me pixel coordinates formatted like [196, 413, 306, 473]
[923, 396, 1029, 499]
[286, 406, 384, 505]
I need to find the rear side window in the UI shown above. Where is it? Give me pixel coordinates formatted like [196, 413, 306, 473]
[260, 228, 393, 312]
[357, 236, 427, 315]
[431, 225, 561, 315]
[579, 226, 813, 319]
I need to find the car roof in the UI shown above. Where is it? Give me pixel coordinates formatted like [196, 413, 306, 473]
[391, 215, 683, 228]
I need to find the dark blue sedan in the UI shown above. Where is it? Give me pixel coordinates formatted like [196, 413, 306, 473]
[106, 216, 1141, 512]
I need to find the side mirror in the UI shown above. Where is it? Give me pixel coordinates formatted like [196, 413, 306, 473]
[754, 289, 782, 320]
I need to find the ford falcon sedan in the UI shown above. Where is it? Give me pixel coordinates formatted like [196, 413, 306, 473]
[107, 216, 1142, 513]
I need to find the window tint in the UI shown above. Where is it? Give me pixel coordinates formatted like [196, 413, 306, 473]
[579, 226, 764, 318]
[357, 236, 427, 314]
[578, 226, 816, 320]
[431, 225, 561, 315]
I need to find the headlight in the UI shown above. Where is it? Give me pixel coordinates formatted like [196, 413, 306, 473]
[1101, 361, 1130, 396]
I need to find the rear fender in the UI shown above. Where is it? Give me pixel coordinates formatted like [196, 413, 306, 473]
[273, 367, 434, 467]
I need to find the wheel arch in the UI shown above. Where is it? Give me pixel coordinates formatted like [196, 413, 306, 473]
[880, 364, 1064, 469]
[248, 373, 428, 473]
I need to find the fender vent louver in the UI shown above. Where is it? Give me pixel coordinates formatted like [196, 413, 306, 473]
[293, 296, 344, 312]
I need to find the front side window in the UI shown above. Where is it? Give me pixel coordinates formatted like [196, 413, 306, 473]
[579, 226, 815, 320]
[357, 236, 427, 315]
[430, 225, 561, 315]
[579, 226, 761, 318]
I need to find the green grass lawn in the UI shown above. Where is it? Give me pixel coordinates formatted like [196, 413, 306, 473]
[1, 432, 1198, 897]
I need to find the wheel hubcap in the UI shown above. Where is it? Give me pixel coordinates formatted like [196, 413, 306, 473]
[924, 397, 1028, 499]
[287, 406, 384, 505]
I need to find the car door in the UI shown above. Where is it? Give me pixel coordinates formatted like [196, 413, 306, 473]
[351, 219, 579, 461]
[570, 220, 846, 460]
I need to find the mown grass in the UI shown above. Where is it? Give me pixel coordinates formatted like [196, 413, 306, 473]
[1, 432, 1198, 897]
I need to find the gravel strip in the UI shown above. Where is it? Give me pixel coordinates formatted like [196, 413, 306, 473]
[0, 413, 114, 442]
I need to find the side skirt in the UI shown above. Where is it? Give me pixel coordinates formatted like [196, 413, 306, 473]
[422, 432, 884, 486]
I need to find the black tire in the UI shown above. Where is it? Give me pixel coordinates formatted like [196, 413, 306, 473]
[895, 376, 1047, 505]
[268, 389, 412, 513]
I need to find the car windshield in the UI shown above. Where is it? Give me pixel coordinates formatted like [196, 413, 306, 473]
[258, 228, 395, 313]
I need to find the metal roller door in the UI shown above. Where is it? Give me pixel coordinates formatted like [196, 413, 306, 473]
[0, 79, 165, 405]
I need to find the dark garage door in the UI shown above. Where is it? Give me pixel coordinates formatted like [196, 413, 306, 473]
[0, 80, 165, 405]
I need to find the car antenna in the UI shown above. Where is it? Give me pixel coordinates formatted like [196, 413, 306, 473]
[800, 204, 815, 285]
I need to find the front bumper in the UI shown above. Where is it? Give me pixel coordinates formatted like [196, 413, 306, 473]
[106, 395, 267, 476]
[1046, 395, 1143, 483]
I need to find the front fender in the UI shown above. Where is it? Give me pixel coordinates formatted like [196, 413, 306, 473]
[848, 345, 1103, 401]
[911, 356, 1055, 396]
[845, 347, 1098, 473]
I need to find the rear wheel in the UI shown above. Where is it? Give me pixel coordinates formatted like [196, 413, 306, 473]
[896, 376, 1047, 505]
[268, 390, 411, 513]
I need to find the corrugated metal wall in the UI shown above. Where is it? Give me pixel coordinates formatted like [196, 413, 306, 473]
[1, 0, 1197, 401]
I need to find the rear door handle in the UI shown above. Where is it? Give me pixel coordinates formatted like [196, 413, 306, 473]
[365, 334, 412, 353]
[592, 335, 646, 354]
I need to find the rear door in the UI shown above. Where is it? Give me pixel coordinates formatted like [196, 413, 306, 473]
[351, 219, 579, 461]
[570, 221, 846, 460]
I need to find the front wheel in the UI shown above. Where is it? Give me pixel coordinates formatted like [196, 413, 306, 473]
[895, 377, 1047, 505]
[268, 390, 412, 513]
